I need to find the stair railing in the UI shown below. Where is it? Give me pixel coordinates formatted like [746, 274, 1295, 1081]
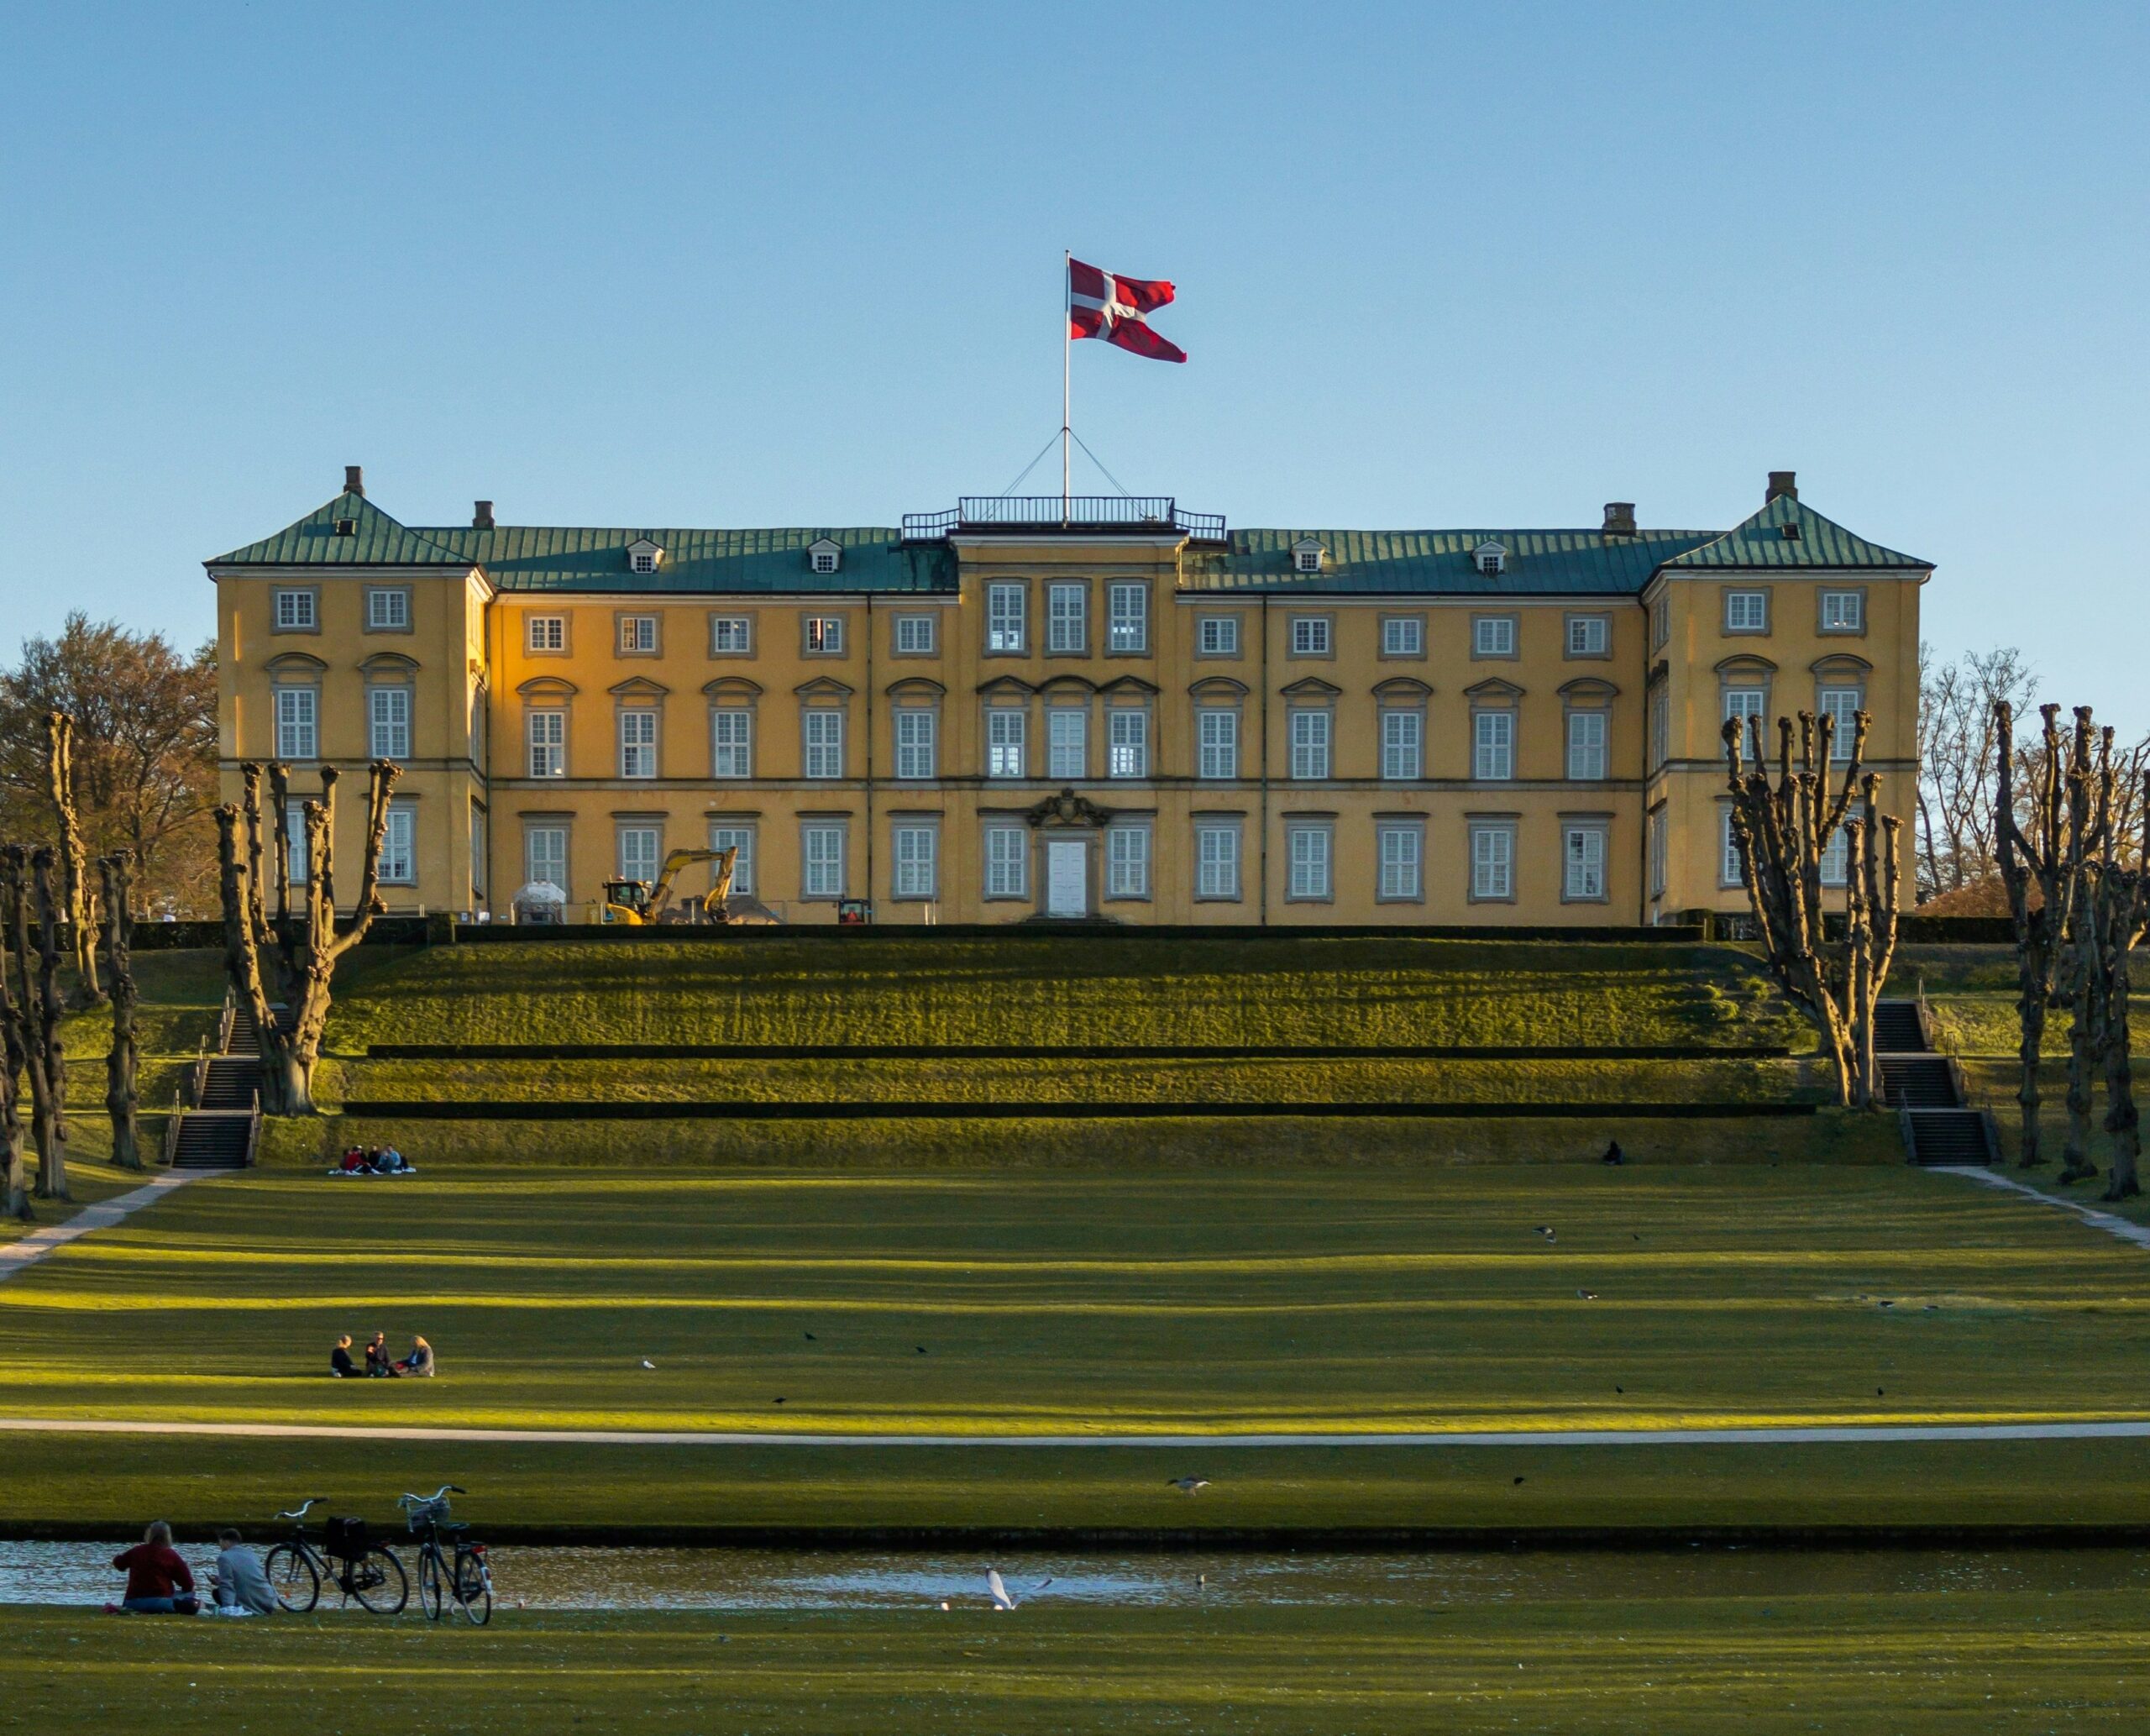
[161, 1092, 182, 1167]
[1980, 1107, 2003, 1166]
[1898, 1101, 1917, 1164]
[189, 1043, 210, 1109]
[245, 1090, 262, 1167]
[216, 989, 236, 1058]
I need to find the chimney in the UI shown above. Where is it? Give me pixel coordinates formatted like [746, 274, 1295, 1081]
[1602, 501, 1637, 537]
[473, 500, 496, 530]
[344, 464, 365, 498]
[1766, 470, 1797, 504]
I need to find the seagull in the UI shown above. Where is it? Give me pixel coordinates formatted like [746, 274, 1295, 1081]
[1534, 1226, 1557, 1242]
[1168, 1476, 1210, 1494]
[639, 1359, 656, 1370]
[1576, 1289, 1598, 1300]
[988, 1570, 1016, 1611]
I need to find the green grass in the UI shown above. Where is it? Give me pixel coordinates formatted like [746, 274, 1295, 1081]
[3, 1155, 2147, 1533]
[324, 936, 1805, 1051]
[0, 1164, 144, 1246]
[8, 1584, 2150, 1733]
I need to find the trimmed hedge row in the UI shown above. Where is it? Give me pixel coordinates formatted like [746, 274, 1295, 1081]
[363, 1041, 1796, 1062]
[339, 1099, 1817, 1121]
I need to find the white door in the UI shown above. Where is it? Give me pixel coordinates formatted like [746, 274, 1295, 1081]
[1045, 838, 1088, 918]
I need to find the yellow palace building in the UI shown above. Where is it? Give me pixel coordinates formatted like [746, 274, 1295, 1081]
[207, 468, 1926, 926]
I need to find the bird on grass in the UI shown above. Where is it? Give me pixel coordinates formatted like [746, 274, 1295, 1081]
[1168, 1476, 1211, 1494]
[639, 1359, 656, 1370]
[805, 1332, 817, 1341]
[988, 1570, 1016, 1611]
[1576, 1289, 1599, 1300]
[1534, 1225, 1557, 1242]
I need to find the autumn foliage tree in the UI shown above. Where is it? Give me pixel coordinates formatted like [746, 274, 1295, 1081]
[217, 760, 398, 1115]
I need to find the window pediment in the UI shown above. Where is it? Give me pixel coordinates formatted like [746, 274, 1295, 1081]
[1097, 674, 1160, 696]
[1810, 653, 1873, 676]
[1279, 676, 1342, 700]
[794, 676, 855, 700]
[1464, 676, 1524, 701]
[1036, 673, 1099, 694]
[263, 651, 328, 676]
[1372, 677, 1433, 701]
[976, 674, 1037, 697]
[608, 675, 671, 698]
[1188, 676, 1250, 700]
[517, 674, 579, 698]
[359, 652, 420, 677]
[701, 676, 764, 699]
[1713, 653, 1779, 676]
[1558, 676, 1620, 700]
[884, 676, 947, 699]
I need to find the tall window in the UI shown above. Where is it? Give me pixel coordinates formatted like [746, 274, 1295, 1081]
[1821, 590, 1864, 632]
[801, 824, 845, 898]
[987, 584, 1026, 653]
[1287, 825, 1332, 899]
[1107, 825, 1150, 898]
[273, 589, 316, 631]
[1288, 711, 1331, 780]
[1723, 687, 1766, 742]
[1472, 616, 1517, 658]
[893, 825, 937, 899]
[1649, 595, 1669, 651]
[274, 688, 317, 760]
[618, 710, 658, 778]
[1108, 583, 1146, 652]
[1649, 808, 1667, 897]
[1566, 711, 1607, 781]
[1563, 825, 1607, 900]
[1566, 615, 1608, 657]
[709, 825, 755, 895]
[527, 615, 565, 653]
[1196, 823, 1240, 899]
[1198, 616, 1240, 657]
[285, 801, 308, 884]
[805, 616, 844, 654]
[1724, 590, 1769, 632]
[987, 709, 1026, 778]
[1109, 710, 1148, 779]
[1048, 709, 1087, 779]
[468, 803, 487, 900]
[1722, 807, 1744, 886]
[525, 825, 567, 898]
[527, 710, 565, 778]
[711, 710, 752, 779]
[711, 616, 751, 654]
[803, 710, 845, 779]
[1198, 710, 1238, 780]
[894, 710, 936, 779]
[1820, 822, 1851, 887]
[1381, 617, 1423, 657]
[1819, 687, 1861, 760]
[1649, 686, 1670, 768]
[1378, 825, 1422, 900]
[1046, 583, 1086, 653]
[368, 686, 411, 760]
[1470, 823, 1515, 900]
[894, 615, 936, 654]
[1381, 711, 1422, 781]
[380, 807, 416, 884]
[617, 826, 660, 884]
[1289, 617, 1330, 656]
[984, 826, 1027, 898]
[618, 616, 658, 654]
[366, 588, 410, 632]
[1472, 711, 1514, 781]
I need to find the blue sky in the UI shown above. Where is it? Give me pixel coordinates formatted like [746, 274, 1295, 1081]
[4, 3, 2143, 724]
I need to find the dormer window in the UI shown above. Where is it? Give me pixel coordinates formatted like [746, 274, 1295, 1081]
[627, 538, 663, 576]
[333, 518, 358, 538]
[1292, 538, 1325, 574]
[1780, 522, 1801, 541]
[808, 537, 842, 576]
[1474, 540, 1508, 578]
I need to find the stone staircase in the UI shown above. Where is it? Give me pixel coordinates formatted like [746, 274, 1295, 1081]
[162, 993, 275, 1172]
[1877, 999, 1997, 1166]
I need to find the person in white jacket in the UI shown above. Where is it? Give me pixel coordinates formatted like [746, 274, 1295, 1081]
[211, 1530, 277, 1615]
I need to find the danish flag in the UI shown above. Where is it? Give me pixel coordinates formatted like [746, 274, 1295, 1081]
[1068, 258, 1186, 363]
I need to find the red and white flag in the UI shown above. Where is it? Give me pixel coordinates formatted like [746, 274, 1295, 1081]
[1068, 258, 1186, 363]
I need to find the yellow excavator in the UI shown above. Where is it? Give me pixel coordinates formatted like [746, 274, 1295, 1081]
[596, 847, 741, 926]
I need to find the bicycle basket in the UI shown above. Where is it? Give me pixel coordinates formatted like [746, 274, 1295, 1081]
[405, 1497, 452, 1533]
[323, 1517, 370, 1560]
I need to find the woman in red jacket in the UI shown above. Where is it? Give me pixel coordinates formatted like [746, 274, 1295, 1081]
[108, 1520, 197, 1614]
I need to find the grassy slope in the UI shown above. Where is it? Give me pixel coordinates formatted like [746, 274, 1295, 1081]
[6, 1591, 2150, 1733]
[3, 1158, 2147, 1533]
[322, 936, 1803, 1051]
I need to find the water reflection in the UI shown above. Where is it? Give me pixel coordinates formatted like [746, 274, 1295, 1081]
[8, 1543, 2147, 1612]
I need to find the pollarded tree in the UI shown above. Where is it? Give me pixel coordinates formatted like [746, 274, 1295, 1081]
[215, 760, 398, 1115]
[1994, 703, 2107, 1171]
[0, 847, 72, 1201]
[0, 889, 29, 1219]
[1723, 709, 1903, 1109]
[44, 711, 102, 1004]
[97, 851, 144, 1171]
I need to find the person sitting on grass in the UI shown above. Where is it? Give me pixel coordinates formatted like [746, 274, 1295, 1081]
[365, 1332, 399, 1378]
[210, 1529, 276, 1616]
[330, 1334, 357, 1377]
[373, 1146, 412, 1175]
[338, 1148, 369, 1175]
[106, 1521, 197, 1615]
[398, 1335, 436, 1377]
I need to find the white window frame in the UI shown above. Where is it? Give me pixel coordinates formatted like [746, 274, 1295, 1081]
[1108, 709, 1148, 779]
[1106, 824, 1150, 899]
[1288, 710, 1331, 780]
[1108, 583, 1147, 653]
[1197, 709, 1238, 781]
[525, 825, 568, 900]
[1377, 823, 1423, 901]
[892, 823, 938, 899]
[1286, 824, 1333, 901]
[365, 587, 410, 632]
[527, 615, 565, 653]
[380, 806, 417, 886]
[1819, 687, 1863, 762]
[274, 686, 318, 761]
[1198, 616, 1240, 657]
[1380, 616, 1423, 658]
[986, 584, 1026, 654]
[1820, 590, 1865, 633]
[1470, 822, 1516, 902]
[805, 616, 844, 655]
[1649, 686, 1670, 769]
[1047, 707, 1088, 780]
[367, 685, 412, 761]
[810, 548, 840, 576]
[894, 614, 936, 655]
[1724, 590, 1769, 633]
[800, 823, 846, 899]
[1722, 806, 1745, 888]
[1472, 710, 1514, 782]
[285, 800, 309, 884]
[709, 825, 756, 895]
[1195, 822, 1241, 900]
[711, 708, 752, 779]
[986, 708, 1026, 779]
[618, 615, 658, 654]
[1565, 614, 1608, 657]
[618, 709, 658, 779]
[1046, 582, 1087, 654]
[1649, 808, 1668, 898]
[1566, 709, 1607, 781]
[1472, 616, 1517, 658]
[1380, 711, 1422, 782]
[527, 709, 566, 779]
[630, 550, 658, 576]
[983, 825, 1028, 899]
[273, 588, 317, 632]
[711, 616, 752, 655]
[802, 709, 845, 779]
[894, 709, 936, 780]
[1723, 686, 1768, 730]
[1289, 616, 1331, 657]
[1562, 824, 1607, 902]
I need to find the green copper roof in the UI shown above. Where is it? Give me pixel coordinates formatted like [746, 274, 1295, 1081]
[1662, 493, 1930, 570]
[208, 489, 1929, 594]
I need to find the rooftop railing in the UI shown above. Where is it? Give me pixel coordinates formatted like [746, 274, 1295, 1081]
[901, 497, 1225, 543]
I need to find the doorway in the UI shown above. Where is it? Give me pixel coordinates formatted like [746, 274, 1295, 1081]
[1044, 837, 1088, 919]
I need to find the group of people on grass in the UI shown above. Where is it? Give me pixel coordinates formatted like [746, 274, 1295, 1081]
[107, 1522, 276, 1617]
[331, 1330, 435, 1377]
[331, 1144, 415, 1177]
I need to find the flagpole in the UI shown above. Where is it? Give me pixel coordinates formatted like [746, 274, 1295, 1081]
[1062, 249, 1072, 525]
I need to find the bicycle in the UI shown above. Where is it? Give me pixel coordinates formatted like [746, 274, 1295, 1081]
[260, 1497, 409, 1614]
[398, 1485, 494, 1624]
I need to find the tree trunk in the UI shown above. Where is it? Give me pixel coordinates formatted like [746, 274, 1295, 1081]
[2017, 984, 2048, 1168]
[0, 901, 30, 1222]
[2058, 941, 2100, 1184]
[98, 854, 143, 1172]
[3, 850, 63, 1204]
[28, 851, 71, 1201]
[2103, 903, 2140, 1200]
[45, 711, 102, 1004]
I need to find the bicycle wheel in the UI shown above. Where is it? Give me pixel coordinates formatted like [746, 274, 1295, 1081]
[263, 1543, 319, 1614]
[417, 1546, 445, 1622]
[349, 1545, 409, 1616]
[454, 1551, 492, 1626]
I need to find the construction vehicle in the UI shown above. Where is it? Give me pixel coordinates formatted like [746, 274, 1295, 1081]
[595, 847, 741, 926]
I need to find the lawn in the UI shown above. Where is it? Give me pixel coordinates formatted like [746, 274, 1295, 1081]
[5, 1157, 2150, 1534]
[7, 1577, 2150, 1733]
